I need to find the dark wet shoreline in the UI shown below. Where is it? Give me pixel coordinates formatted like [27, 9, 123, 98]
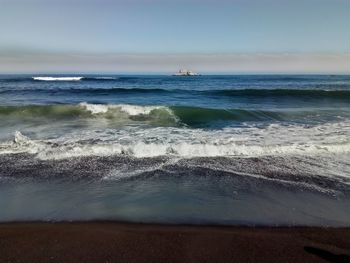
[1, 153, 350, 226]
[1, 153, 349, 194]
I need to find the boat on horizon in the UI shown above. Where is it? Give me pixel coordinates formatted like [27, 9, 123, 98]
[173, 69, 199, 76]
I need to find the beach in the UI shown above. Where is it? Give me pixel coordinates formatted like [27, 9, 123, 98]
[2, 0, 350, 262]
[1, 222, 349, 263]
[0, 75, 349, 262]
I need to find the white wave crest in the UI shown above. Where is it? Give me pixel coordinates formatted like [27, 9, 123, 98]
[33, 77, 83, 81]
[14, 131, 31, 144]
[1, 121, 350, 161]
[48, 141, 348, 159]
[79, 102, 173, 116]
[0, 131, 45, 155]
[79, 102, 109, 114]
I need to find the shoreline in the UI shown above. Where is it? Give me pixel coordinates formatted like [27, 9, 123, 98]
[0, 222, 349, 262]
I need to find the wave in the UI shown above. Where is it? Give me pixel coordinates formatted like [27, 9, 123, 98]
[2, 122, 350, 160]
[33, 77, 84, 81]
[207, 89, 350, 98]
[171, 106, 280, 125]
[66, 87, 170, 94]
[0, 87, 170, 95]
[87, 77, 117, 80]
[171, 106, 350, 125]
[82, 76, 120, 81]
[79, 102, 173, 116]
[4, 85, 350, 100]
[31, 76, 134, 82]
[0, 103, 348, 127]
[0, 103, 179, 127]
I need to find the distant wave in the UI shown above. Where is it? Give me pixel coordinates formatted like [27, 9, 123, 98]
[90, 77, 117, 80]
[33, 77, 84, 81]
[3, 87, 350, 100]
[207, 89, 350, 98]
[0, 87, 171, 95]
[65, 87, 171, 94]
[83, 77, 119, 81]
[31, 76, 131, 82]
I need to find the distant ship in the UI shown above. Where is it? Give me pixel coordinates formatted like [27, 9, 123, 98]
[173, 69, 199, 76]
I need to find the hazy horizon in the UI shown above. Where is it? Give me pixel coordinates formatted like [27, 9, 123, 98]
[1, 51, 350, 74]
[1, 0, 350, 73]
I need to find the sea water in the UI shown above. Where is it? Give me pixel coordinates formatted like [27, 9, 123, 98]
[0, 74, 349, 225]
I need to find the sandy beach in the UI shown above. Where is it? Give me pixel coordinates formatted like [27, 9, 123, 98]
[0, 222, 349, 263]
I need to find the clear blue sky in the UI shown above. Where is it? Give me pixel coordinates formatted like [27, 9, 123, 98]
[1, 0, 350, 73]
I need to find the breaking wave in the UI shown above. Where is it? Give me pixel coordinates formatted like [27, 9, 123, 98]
[32, 76, 121, 81]
[0, 103, 348, 127]
[0, 103, 179, 126]
[1, 119, 349, 160]
[33, 77, 84, 81]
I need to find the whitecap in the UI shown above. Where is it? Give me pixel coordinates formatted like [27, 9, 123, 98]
[33, 77, 83, 81]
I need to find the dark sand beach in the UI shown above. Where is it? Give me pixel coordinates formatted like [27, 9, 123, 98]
[0, 222, 349, 263]
[1, 75, 350, 263]
[2, 0, 350, 262]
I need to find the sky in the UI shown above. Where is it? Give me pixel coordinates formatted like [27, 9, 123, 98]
[0, 0, 350, 73]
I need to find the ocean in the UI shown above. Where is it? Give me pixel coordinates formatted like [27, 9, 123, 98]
[0, 74, 349, 226]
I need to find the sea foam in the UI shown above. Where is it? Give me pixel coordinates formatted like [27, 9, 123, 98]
[33, 77, 84, 81]
[2, 120, 349, 161]
[79, 102, 175, 116]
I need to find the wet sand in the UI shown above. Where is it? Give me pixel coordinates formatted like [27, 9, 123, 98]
[0, 222, 349, 262]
